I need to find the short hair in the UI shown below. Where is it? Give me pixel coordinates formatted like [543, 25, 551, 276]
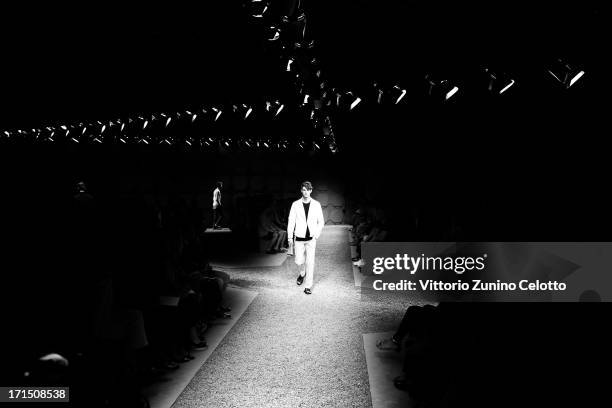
[216, 181, 223, 188]
[301, 181, 313, 191]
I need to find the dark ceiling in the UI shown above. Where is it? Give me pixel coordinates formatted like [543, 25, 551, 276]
[0, 1, 605, 129]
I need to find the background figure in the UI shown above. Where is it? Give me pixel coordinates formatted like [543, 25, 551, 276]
[212, 181, 223, 229]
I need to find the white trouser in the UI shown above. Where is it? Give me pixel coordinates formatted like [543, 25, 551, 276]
[294, 238, 317, 289]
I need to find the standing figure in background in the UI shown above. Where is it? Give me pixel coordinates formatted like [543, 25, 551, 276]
[287, 181, 325, 295]
[212, 181, 223, 229]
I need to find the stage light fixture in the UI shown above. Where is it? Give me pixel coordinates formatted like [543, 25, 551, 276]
[233, 104, 253, 120]
[547, 59, 585, 88]
[203, 137, 216, 148]
[267, 26, 281, 41]
[426, 75, 459, 101]
[376, 87, 384, 104]
[265, 100, 284, 116]
[211, 106, 223, 121]
[329, 141, 339, 154]
[347, 91, 361, 110]
[248, 0, 269, 18]
[39, 128, 54, 143]
[484, 68, 515, 94]
[391, 84, 407, 104]
[137, 135, 151, 145]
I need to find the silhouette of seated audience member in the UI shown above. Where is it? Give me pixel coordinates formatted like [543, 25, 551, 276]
[258, 199, 289, 254]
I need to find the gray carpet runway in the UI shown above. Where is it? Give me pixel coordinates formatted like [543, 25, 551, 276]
[173, 226, 411, 408]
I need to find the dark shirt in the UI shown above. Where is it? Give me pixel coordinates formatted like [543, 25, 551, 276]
[295, 201, 312, 241]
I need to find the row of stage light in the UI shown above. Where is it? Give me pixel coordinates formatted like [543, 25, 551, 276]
[1, 60, 585, 150]
[1, 0, 586, 152]
[0, 103, 338, 153]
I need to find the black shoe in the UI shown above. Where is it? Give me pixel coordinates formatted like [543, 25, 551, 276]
[296, 274, 304, 285]
[304, 288, 312, 295]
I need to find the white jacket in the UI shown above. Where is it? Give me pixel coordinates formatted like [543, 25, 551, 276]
[287, 198, 325, 240]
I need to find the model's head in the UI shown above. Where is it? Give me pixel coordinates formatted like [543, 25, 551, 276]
[217, 181, 223, 189]
[76, 181, 87, 192]
[300, 181, 313, 199]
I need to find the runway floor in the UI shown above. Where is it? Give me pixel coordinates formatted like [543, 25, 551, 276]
[171, 225, 416, 408]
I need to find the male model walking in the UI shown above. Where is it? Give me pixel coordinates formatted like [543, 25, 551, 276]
[287, 181, 325, 294]
[212, 181, 223, 229]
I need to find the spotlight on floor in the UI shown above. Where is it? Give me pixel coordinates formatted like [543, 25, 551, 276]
[547, 59, 585, 88]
